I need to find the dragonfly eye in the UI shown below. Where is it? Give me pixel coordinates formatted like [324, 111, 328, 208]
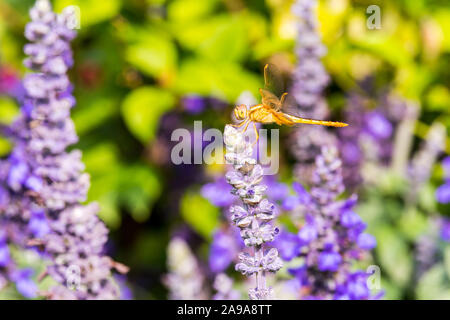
[234, 105, 247, 120]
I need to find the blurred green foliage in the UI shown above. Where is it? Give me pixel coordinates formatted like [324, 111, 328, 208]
[0, 0, 449, 299]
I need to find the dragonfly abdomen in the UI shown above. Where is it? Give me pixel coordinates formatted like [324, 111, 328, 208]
[285, 114, 348, 127]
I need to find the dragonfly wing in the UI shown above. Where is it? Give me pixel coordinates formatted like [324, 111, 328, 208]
[259, 88, 282, 111]
[263, 63, 285, 97]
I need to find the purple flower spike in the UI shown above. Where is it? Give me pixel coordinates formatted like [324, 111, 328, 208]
[298, 223, 317, 245]
[286, 146, 378, 299]
[224, 125, 282, 300]
[182, 95, 206, 114]
[357, 233, 377, 250]
[12, 269, 37, 299]
[318, 251, 342, 272]
[0, 0, 124, 299]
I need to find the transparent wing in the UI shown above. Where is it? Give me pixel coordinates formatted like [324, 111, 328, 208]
[259, 88, 281, 111]
[263, 63, 285, 97]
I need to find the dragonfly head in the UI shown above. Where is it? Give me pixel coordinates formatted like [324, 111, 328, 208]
[234, 104, 248, 120]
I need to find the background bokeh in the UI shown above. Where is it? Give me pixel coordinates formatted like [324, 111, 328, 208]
[0, 0, 449, 299]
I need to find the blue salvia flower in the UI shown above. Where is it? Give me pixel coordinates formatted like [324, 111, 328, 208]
[436, 157, 450, 205]
[223, 125, 282, 300]
[291, 0, 329, 114]
[164, 237, 209, 300]
[289, 0, 336, 182]
[213, 273, 241, 300]
[286, 146, 377, 299]
[408, 122, 445, 202]
[0, 0, 125, 299]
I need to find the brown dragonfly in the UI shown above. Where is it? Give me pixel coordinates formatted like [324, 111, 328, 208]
[232, 64, 348, 142]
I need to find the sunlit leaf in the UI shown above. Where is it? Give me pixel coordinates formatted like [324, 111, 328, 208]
[374, 226, 412, 288]
[54, 0, 122, 27]
[167, 0, 218, 22]
[125, 29, 177, 79]
[121, 86, 175, 143]
[0, 96, 19, 124]
[416, 264, 450, 299]
[180, 191, 220, 239]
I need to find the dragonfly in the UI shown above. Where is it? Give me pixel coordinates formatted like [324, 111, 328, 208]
[232, 64, 348, 143]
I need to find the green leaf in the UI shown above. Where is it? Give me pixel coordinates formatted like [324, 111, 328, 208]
[398, 207, 428, 240]
[416, 264, 450, 299]
[54, 0, 122, 27]
[444, 246, 450, 279]
[121, 86, 175, 143]
[374, 226, 413, 288]
[0, 137, 12, 157]
[180, 191, 220, 239]
[118, 165, 161, 222]
[175, 59, 261, 102]
[425, 85, 450, 112]
[167, 0, 218, 22]
[125, 30, 177, 79]
[197, 16, 248, 62]
[0, 96, 19, 124]
[73, 97, 118, 135]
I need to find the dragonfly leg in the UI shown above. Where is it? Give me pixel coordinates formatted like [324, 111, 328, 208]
[230, 118, 249, 128]
[242, 119, 251, 133]
[280, 92, 288, 105]
[251, 122, 259, 147]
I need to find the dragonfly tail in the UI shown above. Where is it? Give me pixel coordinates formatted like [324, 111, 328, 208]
[286, 114, 348, 127]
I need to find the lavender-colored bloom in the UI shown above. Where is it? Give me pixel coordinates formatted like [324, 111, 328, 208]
[28, 209, 50, 237]
[289, 146, 377, 299]
[297, 221, 317, 245]
[264, 176, 289, 203]
[0, 235, 11, 267]
[436, 157, 450, 204]
[271, 229, 301, 261]
[201, 177, 235, 208]
[213, 273, 240, 300]
[11, 269, 37, 299]
[365, 111, 393, 140]
[291, 0, 329, 113]
[288, 0, 336, 182]
[224, 125, 282, 300]
[164, 237, 209, 300]
[0, 0, 123, 299]
[440, 218, 450, 242]
[318, 251, 341, 272]
[182, 95, 206, 114]
[357, 233, 377, 250]
[0, 67, 24, 100]
[209, 228, 242, 273]
[408, 123, 445, 201]
[281, 182, 311, 211]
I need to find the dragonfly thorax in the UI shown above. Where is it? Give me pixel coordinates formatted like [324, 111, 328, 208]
[234, 104, 248, 120]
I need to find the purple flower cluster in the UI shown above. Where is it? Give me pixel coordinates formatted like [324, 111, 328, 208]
[213, 273, 240, 300]
[223, 125, 283, 300]
[436, 157, 450, 204]
[408, 122, 446, 202]
[277, 146, 377, 299]
[164, 237, 209, 300]
[289, 0, 336, 182]
[0, 0, 123, 299]
[339, 91, 416, 189]
[290, 0, 329, 116]
[0, 67, 24, 101]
